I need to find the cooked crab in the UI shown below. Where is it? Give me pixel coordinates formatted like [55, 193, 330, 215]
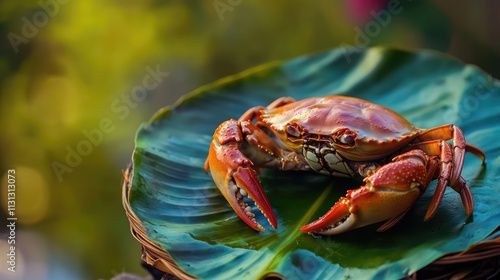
[204, 96, 485, 235]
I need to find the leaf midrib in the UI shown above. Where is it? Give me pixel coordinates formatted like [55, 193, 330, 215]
[263, 185, 333, 273]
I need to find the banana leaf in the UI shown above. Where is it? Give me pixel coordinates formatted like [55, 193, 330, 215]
[128, 47, 500, 279]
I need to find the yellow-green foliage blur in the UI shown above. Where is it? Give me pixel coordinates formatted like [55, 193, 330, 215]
[0, 1, 499, 279]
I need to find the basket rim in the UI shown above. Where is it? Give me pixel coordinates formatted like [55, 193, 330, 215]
[122, 163, 196, 280]
[122, 163, 500, 280]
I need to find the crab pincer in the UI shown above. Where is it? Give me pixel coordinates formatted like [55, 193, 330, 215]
[300, 150, 434, 234]
[204, 119, 277, 231]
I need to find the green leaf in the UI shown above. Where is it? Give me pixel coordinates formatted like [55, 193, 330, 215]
[129, 47, 500, 279]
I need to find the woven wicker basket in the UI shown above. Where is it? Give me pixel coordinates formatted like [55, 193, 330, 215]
[122, 164, 500, 280]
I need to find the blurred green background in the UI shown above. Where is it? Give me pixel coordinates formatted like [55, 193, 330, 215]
[0, 1, 498, 279]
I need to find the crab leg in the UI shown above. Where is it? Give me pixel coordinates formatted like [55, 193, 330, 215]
[300, 150, 432, 235]
[416, 124, 485, 184]
[409, 139, 474, 220]
[204, 119, 279, 231]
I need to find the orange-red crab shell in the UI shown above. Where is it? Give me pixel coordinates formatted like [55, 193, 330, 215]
[204, 95, 485, 234]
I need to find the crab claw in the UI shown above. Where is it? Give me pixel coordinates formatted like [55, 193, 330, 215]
[204, 120, 277, 231]
[301, 150, 429, 235]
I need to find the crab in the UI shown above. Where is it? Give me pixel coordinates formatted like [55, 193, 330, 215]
[203, 95, 485, 235]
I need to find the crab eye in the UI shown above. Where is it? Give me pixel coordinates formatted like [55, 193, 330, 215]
[340, 133, 355, 145]
[286, 124, 300, 137]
